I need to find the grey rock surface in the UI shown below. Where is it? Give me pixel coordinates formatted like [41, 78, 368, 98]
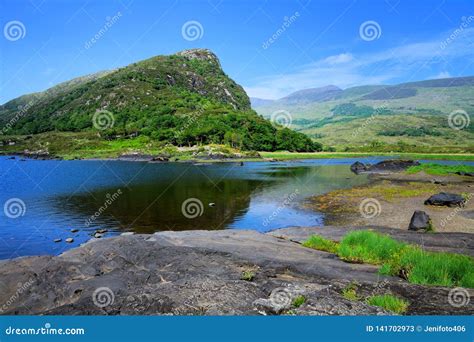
[0, 228, 472, 315]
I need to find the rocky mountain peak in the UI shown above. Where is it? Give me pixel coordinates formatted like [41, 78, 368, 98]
[175, 48, 221, 67]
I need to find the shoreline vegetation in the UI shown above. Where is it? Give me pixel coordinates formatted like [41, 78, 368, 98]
[303, 230, 474, 288]
[1, 135, 473, 162]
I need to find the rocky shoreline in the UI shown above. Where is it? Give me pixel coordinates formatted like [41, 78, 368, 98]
[0, 227, 472, 316]
[1, 159, 472, 316]
[307, 162, 474, 233]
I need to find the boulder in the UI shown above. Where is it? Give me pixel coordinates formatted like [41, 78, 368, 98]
[350, 161, 368, 174]
[424, 192, 466, 207]
[456, 171, 474, 177]
[408, 211, 432, 231]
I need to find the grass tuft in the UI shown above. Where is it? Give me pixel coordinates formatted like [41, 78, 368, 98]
[341, 283, 360, 301]
[303, 230, 474, 288]
[292, 295, 306, 308]
[367, 294, 409, 314]
[338, 230, 405, 264]
[302, 235, 339, 254]
[240, 270, 256, 281]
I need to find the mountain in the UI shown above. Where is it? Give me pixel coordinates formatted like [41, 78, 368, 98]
[250, 85, 342, 108]
[250, 97, 275, 108]
[253, 76, 474, 153]
[0, 49, 320, 156]
[279, 85, 342, 104]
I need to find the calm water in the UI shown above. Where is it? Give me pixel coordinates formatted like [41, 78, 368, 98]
[0, 156, 469, 259]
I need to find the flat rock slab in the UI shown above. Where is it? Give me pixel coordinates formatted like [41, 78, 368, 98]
[0, 229, 472, 315]
[151, 230, 383, 283]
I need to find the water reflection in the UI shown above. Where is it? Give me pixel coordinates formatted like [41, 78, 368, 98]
[0, 158, 372, 258]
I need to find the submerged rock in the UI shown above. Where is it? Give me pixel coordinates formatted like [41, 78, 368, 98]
[424, 192, 466, 207]
[350, 161, 368, 174]
[350, 160, 419, 174]
[368, 160, 420, 172]
[408, 211, 432, 231]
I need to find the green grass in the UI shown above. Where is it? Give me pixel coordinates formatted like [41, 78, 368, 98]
[342, 288, 359, 301]
[292, 295, 306, 308]
[259, 151, 474, 161]
[337, 230, 405, 264]
[240, 270, 256, 281]
[303, 230, 474, 288]
[406, 163, 474, 175]
[341, 283, 360, 301]
[302, 235, 339, 254]
[366, 294, 409, 314]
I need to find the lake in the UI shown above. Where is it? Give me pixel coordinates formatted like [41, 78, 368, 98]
[0, 156, 469, 259]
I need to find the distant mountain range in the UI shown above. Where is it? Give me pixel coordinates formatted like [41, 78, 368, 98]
[252, 76, 474, 153]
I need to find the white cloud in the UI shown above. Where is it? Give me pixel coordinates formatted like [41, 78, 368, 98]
[244, 28, 474, 99]
[324, 53, 353, 65]
[433, 71, 452, 79]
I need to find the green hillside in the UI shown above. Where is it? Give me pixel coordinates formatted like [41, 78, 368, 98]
[254, 77, 474, 153]
[0, 49, 320, 157]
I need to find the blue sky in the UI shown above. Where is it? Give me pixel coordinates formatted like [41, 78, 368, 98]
[1, 0, 473, 103]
